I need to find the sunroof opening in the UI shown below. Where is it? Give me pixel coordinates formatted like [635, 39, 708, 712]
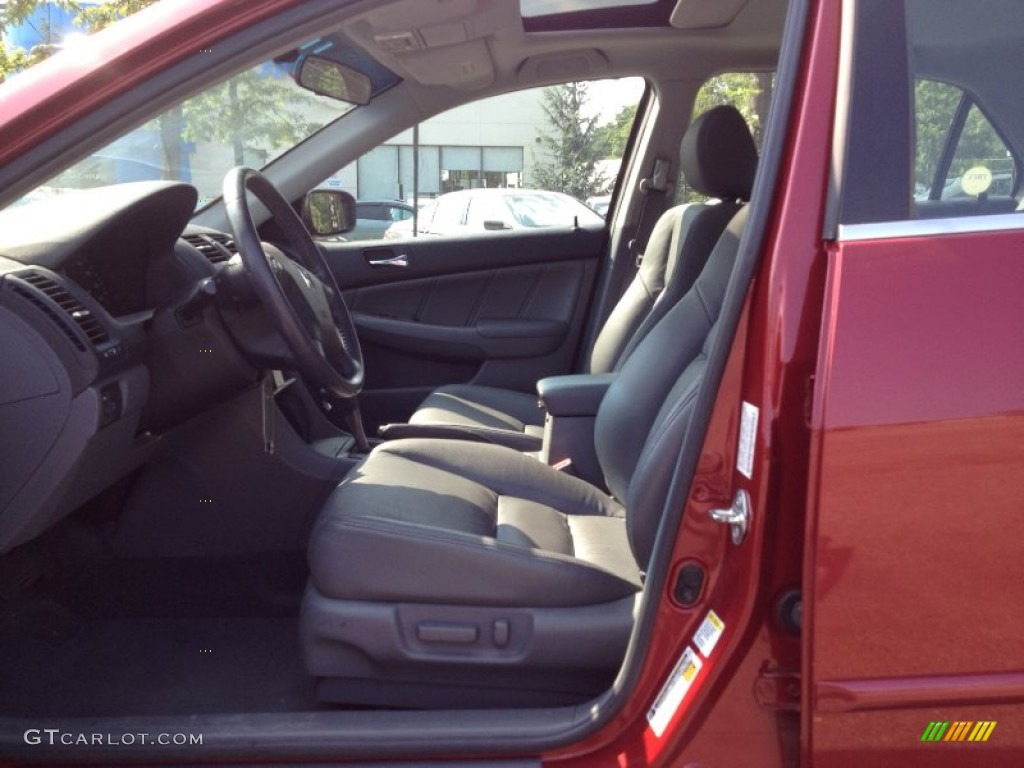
[521, 0, 658, 19]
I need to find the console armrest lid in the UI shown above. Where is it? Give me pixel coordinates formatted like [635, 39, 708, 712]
[536, 373, 616, 417]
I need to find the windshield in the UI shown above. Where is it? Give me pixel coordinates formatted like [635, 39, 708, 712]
[24, 58, 359, 210]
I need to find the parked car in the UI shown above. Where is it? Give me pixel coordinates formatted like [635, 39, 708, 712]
[0, 1, 1021, 766]
[586, 194, 612, 216]
[383, 188, 605, 239]
[347, 199, 415, 240]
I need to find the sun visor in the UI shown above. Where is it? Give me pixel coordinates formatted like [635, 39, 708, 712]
[670, 0, 752, 30]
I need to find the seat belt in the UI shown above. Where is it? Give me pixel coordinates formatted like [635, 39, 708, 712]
[629, 156, 672, 267]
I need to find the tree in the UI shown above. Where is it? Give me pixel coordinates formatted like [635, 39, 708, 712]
[692, 72, 771, 146]
[2, 1, 320, 188]
[599, 102, 638, 158]
[531, 82, 611, 200]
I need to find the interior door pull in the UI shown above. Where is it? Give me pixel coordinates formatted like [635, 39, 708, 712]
[368, 253, 409, 268]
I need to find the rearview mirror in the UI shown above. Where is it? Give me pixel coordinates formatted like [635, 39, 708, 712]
[303, 189, 356, 237]
[295, 55, 372, 105]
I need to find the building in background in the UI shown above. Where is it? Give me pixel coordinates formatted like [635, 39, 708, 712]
[321, 88, 551, 205]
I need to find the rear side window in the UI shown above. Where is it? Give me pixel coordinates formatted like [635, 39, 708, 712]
[915, 81, 1017, 206]
[838, 0, 1024, 226]
[676, 72, 773, 204]
[431, 195, 466, 231]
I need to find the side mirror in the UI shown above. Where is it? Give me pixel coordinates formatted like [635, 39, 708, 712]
[303, 189, 357, 237]
[483, 219, 513, 231]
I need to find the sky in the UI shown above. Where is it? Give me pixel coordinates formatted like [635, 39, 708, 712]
[588, 77, 646, 123]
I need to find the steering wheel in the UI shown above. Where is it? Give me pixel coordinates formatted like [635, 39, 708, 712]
[222, 167, 364, 401]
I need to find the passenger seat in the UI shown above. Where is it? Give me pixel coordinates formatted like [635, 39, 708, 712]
[390, 105, 758, 450]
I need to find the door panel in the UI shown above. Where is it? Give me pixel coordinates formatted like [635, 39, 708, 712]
[322, 228, 603, 428]
[807, 230, 1024, 767]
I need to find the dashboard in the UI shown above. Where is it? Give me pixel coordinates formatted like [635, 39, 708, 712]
[0, 181, 258, 555]
[62, 245, 151, 318]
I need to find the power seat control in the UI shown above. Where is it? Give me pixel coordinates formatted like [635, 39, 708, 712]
[493, 619, 510, 647]
[416, 622, 478, 645]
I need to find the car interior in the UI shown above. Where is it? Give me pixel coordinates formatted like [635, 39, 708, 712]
[0, 0, 785, 723]
[3, 0, 1018, 758]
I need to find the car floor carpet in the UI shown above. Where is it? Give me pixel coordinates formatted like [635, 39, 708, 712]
[0, 614, 317, 718]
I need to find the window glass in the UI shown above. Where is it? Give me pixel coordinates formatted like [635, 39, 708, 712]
[466, 195, 513, 228]
[840, 1, 1024, 225]
[914, 81, 1016, 205]
[676, 72, 774, 204]
[330, 77, 644, 240]
[431, 195, 466, 231]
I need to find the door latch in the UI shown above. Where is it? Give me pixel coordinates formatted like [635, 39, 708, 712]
[708, 489, 751, 545]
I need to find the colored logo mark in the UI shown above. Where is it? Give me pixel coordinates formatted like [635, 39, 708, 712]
[921, 721, 996, 743]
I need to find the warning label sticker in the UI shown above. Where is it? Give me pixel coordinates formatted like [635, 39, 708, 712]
[692, 610, 725, 658]
[647, 646, 703, 738]
[737, 401, 758, 479]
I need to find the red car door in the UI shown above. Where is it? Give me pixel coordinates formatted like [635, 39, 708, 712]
[806, 2, 1024, 766]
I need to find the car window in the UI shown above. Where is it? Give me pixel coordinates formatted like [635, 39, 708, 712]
[465, 195, 513, 229]
[389, 205, 412, 222]
[326, 77, 645, 240]
[676, 72, 774, 204]
[13, 34, 398, 211]
[838, 1, 1024, 225]
[356, 203, 382, 219]
[915, 81, 1017, 203]
[431, 194, 466, 231]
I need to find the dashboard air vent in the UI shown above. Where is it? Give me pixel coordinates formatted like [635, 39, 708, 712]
[183, 232, 238, 264]
[7, 270, 110, 350]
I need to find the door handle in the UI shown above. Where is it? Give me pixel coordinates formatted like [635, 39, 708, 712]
[708, 489, 751, 545]
[367, 253, 409, 268]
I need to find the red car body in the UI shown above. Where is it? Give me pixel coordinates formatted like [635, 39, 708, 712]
[0, 1, 1020, 765]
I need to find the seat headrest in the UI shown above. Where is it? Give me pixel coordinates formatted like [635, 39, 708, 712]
[679, 104, 758, 202]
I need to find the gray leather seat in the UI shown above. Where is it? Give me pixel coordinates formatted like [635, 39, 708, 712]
[404, 105, 758, 450]
[302, 195, 753, 708]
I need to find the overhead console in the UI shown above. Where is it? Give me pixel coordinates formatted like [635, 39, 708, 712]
[344, 0, 524, 90]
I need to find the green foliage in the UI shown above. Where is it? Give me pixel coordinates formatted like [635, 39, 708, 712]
[914, 80, 1011, 196]
[692, 73, 772, 143]
[598, 102, 638, 158]
[0, 0, 150, 82]
[531, 82, 611, 200]
[74, 0, 153, 30]
[0, 39, 45, 83]
[174, 71, 319, 166]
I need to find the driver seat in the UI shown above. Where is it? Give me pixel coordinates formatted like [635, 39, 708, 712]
[301, 199, 752, 707]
